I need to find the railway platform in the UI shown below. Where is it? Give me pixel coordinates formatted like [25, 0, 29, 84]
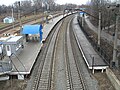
[42, 15, 63, 41]
[73, 15, 108, 73]
[4, 42, 42, 79]
[1, 15, 64, 80]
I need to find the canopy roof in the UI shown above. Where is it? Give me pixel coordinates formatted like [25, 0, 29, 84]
[22, 25, 42, 34]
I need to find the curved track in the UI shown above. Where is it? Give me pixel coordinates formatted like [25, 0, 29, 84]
[65, 17, 88, 90]
[30, 15, 88, 90]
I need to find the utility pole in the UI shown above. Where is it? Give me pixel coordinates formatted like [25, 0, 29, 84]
[12, 6, 14, 21]
[18, 1, 22, 29]
[12, 6, 14, 29]
[45, 2, 49, 23]
[107, 2, 120, 67]
[112, 15, 119, 67]
[34, 9, 36, 20]
[98, 11, 101, 47]
[42, 2, 45, 25]
[82, 13, 84, 27]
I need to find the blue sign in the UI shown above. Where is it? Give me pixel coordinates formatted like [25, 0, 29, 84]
[39, 25, 43, 43]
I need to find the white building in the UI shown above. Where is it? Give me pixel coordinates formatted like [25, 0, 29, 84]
[3, 16, 14, 23]
[0, 36, 23, 56]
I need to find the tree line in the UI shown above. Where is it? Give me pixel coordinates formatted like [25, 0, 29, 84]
[0, 0, 77, 18]
[87, 0, 118, 28]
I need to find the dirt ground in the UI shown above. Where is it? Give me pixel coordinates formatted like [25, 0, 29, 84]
[93, 72, 115, 90]
[0, 72, 116, 90]
[0, 78, 28, 90]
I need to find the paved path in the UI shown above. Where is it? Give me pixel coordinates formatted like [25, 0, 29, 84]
[85, 16, 120, 45]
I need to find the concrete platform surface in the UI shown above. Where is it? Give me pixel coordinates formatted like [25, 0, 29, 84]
[73, 15, 108, 70]
[4, 42, 42, 75]
[42, 15, 63, 41]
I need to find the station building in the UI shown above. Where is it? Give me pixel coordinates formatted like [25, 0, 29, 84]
[3, 16, 14, 23]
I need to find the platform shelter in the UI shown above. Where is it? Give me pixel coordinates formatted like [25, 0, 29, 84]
[22, 25, 43, 43]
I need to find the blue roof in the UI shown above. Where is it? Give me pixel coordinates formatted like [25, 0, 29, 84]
[0, 42, 3, 44]
[80, 12, 85, 15]
[22, 25, 42, 34]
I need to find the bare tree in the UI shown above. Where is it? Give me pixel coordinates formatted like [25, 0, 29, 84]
[88, 0, 113, 27]
[33, 0, 43, 12]
[21, 0, 33, 15]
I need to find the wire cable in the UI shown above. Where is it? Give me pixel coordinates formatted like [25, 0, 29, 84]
[11, 53, 27, 73]
[9, 56, 25, 79]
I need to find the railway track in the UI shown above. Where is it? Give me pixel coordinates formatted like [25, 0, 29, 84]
[30, 15, 88, 90]
[0, 12, 61, 35]
[31, 15, 62, 90]
[65, 17, 88, 90]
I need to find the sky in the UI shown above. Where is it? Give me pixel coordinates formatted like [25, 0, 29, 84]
[0, 0, 89, 6]
[55, 0, 89, 5]
[0, 0, 25, 6]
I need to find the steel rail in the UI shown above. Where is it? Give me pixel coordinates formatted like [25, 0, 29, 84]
[70, 18, 88, 90]
[31, 14, 88, 90]
[31, 17, 63, 90]
[64, 17, 74, 90]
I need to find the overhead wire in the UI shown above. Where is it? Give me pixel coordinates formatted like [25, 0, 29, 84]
[9, 52, 27, 79]
[9, 56, 24, 79]
[11, 53, 27, 73]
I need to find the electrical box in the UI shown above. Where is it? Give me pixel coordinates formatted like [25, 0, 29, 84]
[0, 45, 3, 54]
[0, 36, 23, 57]
[6, 45, 11, 56]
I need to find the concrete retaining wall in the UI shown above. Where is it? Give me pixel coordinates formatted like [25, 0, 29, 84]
[106, 68, 120, 90]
